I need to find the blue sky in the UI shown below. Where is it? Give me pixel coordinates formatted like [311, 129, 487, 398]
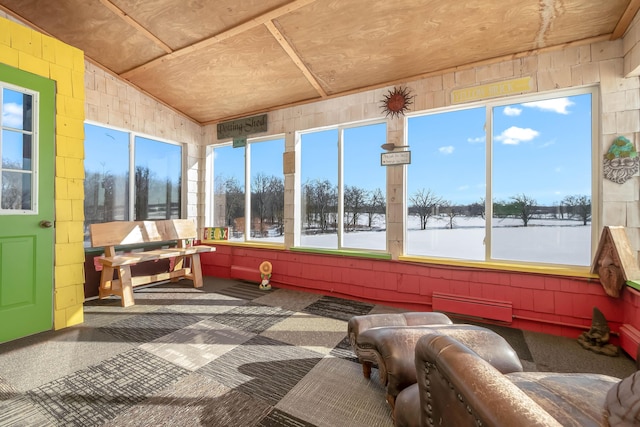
[211, 93, 591, 207]
[28, 90, 589, 211]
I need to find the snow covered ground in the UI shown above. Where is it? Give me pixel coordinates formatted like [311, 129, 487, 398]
[233, 215, 592, 266]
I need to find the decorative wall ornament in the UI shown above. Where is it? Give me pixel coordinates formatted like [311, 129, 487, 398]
[603, 136, 638, 184]
[380, 87, 413, 118]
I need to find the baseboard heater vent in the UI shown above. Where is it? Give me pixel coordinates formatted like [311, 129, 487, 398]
[230, 265, 260, 282]
[432, 292, 513, 323]
[619, 324, 640, 361]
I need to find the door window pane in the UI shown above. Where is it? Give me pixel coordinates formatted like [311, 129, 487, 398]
[300, 129, 339, 249]
[1, 171, 31, 210]
[2, 130, 32, 170]
[134, 136, 182, 220]
[1, 87, 34, 213]
[212, 145, 245, 240]
[407, 107, 486, 260]
[2, 88, 32, 131]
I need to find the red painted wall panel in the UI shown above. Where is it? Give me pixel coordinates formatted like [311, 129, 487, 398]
[200, 245, 639, 357]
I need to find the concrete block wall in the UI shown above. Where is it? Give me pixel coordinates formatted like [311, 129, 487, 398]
[0, 15, 86, 330]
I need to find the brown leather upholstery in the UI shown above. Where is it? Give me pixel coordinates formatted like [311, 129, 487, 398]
[347, 312, 452, 379]
[358, 324, 524, 415]
[399, 331, 621, 427]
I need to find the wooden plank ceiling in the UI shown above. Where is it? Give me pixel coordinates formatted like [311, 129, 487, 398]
[1, 0, 637, 125]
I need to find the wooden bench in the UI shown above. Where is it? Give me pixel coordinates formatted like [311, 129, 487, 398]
[89, 219, 215, 307]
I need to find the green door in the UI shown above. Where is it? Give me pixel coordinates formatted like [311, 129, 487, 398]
[0, 64, 55, 343]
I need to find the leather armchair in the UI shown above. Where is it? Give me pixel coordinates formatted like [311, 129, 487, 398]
[356, 324, 524, 416]
[395, 331, 621, 427]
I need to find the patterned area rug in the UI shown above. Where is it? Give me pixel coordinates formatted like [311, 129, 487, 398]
[0, 277, 636, 426]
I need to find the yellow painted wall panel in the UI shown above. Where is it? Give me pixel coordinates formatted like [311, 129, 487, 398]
[9, 24, 32, 52]
[55, 221, 70, 244]
[55, 264, 85, 285]
[67, 177, 84, 199]
[53, 309, 66, 330]
[72, 71, 85, 99]
[54, 42, 75, 67]
[56, 135, 84, 159]
[0, 44, 19, 67]
[55, 177, 68, 199]
[55, 156, 66, 177]
[62, 95, 85, 120]
[41, 35, 56, 63]
[71, 199, 85, 221]
[0, 18, 9, 45]
[56, 115, 85, 139]
[54, 284, 77, 310]
[55, 242, 86, 266]
[50, 63, 73, 96]
[55, 199, 73, 221]
[65, 304, 84, 327]
[65, 157, 85, 179]
[18, 51, 49, 77]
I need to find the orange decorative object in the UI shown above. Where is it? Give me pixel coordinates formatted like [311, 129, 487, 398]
[259, 261, 272, 290]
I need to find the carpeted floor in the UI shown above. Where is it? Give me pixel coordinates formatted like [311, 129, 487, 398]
[0, 277, 636, 426]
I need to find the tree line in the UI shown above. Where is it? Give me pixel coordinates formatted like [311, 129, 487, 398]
[409, 188, 591, 229]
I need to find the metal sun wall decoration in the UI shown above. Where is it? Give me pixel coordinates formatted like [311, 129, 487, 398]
[381, 87, 413, 118]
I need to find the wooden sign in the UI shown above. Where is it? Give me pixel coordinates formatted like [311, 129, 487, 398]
[451, 77, 531, 104]
[203, 227, 229, 241]
[381, 151, 411, 166]
[217, 114, 268, 139]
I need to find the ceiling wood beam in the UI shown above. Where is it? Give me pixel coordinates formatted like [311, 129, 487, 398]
[265, 20, 327, 98]
[611, 0, 640, 39]
[121, 0, 317, 79]
[202, 34, 611, 126]
[98, 0, 173, 53]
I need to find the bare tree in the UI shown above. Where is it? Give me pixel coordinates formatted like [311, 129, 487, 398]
[562, 194, 591, 225]
[344, 185, 367, 231]
[303, 179, 337, 232]
[510, 193, 537, 227]
[365, 188, 386, 228]
[252, 173, 270, 236]
[267, 176, 285, 235]
[440, 200, 461, 229]
[409, 188, 443, 230]
[467, 197, 485, 219]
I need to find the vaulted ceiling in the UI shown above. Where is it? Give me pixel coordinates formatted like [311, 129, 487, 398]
[1, 0, 638, 124]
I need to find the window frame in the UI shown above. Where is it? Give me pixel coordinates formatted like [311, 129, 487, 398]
[205, 134, 286, 244]
[83, 121, 185, 245]
[403, 85, 599, 268]
[294, 119, 388, 252]
[0, 83, 39, 215]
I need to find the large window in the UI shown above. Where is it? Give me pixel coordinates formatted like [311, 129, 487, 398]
[298, 122, 387, 251]
[406, 88, 595, 266]
[84, 123, 183, 245]
[209, 136, 285, 243]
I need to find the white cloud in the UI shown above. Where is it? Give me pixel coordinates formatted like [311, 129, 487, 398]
[503, 106, 522, 116]
[522, 98, 574, 114]
[467, 136, 485, 144]
[439, 145, 454, 154]
[2, 103, 23, 128]
[495, 126, 539, 145]
[457, 185, 469, 191]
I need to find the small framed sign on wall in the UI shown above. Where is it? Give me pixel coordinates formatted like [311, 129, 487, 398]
[381, 151, 411, 166]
